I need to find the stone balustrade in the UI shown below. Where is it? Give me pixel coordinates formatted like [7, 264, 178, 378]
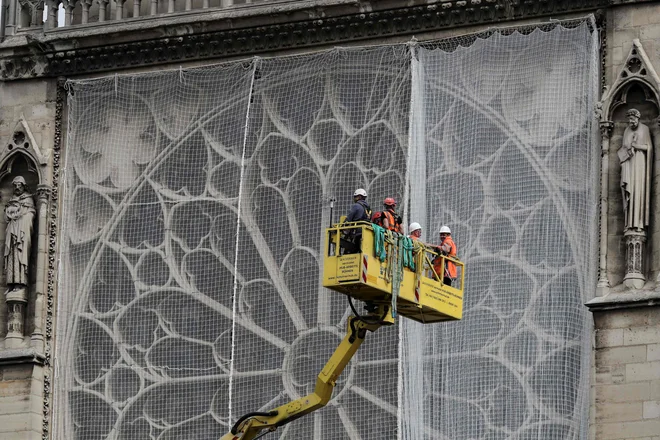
[4, 0, 271, 31]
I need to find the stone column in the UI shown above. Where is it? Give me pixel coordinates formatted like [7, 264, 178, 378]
[98, 0, 109, 22]
[598, 120, 613, 290]
[46, 0, 60, 29]
[31, 185, 50, 350]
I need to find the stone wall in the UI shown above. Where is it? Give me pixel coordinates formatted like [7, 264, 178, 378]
[593, 307, 660, 440]
[0, 78, 57, 440]
[590, 5, 660, 439]
[0, 360, 44, 440]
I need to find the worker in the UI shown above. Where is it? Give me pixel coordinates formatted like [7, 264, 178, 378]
[345, 188, 371, 223]
[408, 222, 422, 241]
[380, 197, 403, 233]
[342, 188, 372, 253]
[432, 225, 457, 286]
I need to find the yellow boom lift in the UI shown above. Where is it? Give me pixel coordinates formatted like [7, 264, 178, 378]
[221, 221, 465, 439]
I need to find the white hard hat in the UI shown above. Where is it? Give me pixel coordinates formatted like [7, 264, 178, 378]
[439, 225, 451, 234]
[409, 222, 421, 233]
[354, 188, 367, 197]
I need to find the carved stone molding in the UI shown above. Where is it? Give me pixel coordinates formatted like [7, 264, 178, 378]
[41, 78, 63, 440]
[600, 120, 613, 140]
[624, 230, 646, 289]
[0, 1, 608, 80]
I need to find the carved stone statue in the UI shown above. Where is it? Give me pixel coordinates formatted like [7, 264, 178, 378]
[618, 108, 653, 232]
[4, 175, 35, 291]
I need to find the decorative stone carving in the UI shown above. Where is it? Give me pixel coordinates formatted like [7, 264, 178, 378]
[597, 39, 660, 290]
[5, 176, 36, 289]
[3, 176, 36, 348]
[618, 108, 653, 233]
[0, 118, 50, 173]
[0, 9, 601, 80]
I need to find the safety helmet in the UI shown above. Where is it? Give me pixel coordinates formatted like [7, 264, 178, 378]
[354, 188, 367, 197]
[384, 197, 396, 206]
[439, 225, 451, 234]
[409, 222, 421, 233]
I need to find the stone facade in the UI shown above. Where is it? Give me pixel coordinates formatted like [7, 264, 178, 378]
[0, 1, 659, 440]
[593, 307, 660, 440]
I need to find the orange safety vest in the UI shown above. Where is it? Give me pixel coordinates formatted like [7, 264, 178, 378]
[433, 236, 457, 279]
[382, 210, 402, 233]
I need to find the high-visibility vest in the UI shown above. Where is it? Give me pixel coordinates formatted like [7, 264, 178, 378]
[433, 236, 457, 279]
[382, 210, 401, 233]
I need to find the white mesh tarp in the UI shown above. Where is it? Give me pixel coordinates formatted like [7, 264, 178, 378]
[56, 20, 599, 440]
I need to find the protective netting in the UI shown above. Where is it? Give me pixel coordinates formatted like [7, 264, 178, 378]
[56, 19, 599, 440]
[401, 23, 600, 440]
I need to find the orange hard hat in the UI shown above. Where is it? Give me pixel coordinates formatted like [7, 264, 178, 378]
[384, 197, 396, 206]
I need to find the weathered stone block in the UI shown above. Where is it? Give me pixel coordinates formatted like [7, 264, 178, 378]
[594, 309, 658, 329]
[613, 7, 633, 30]
[0, 432, 42, 440]
[624, 328, 660, 346]
[640, 24, 660, 42]
[596, 401, 643, 422]
[597, 328, 625, 348]
[596, 364, 627, 384]
[643, 400, 660, 419]
[611, 29, 641, 52]
[626, 361, 660, 382]
[595, 381, 660, 403]
[596, 420, 660, 439]
[0, 81, 49, 107]
[649, 344, 660, 361]
[596, 345, 647, 366]
[0, 379, 30, 397]
[631, 5, 658, 27]
[1, 364, 34, 381]
[0, 412, 42, 433]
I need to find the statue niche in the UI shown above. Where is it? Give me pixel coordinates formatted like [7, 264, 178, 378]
[610, 82, 659, 289]
[0, 154, 39, 348]
[596, 39, 660, 291]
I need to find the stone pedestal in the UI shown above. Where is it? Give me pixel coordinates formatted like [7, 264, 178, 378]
[623, 230, 646, 289]
[5, 287, 28, 349]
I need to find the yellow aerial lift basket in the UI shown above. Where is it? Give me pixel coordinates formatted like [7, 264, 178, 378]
[322, 221, 464, 323]
[221, 221, 466, 439]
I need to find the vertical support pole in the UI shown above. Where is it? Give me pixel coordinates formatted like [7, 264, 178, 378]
[31, 185, 50, 351]
[202, 0, 208, 8]
[597, 120, 613, 291]
[167, 0, 173, 13]
[150, 0, 157, 15]
[132, 0, 140, 16]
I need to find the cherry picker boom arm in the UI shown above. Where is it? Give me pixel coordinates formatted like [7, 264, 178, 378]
[220, 305, 395, 440]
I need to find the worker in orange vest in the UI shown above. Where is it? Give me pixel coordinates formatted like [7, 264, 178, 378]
[432, 225, 457, 286]
[381, 198, 403, 233]
[408, 222, 422, 241]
